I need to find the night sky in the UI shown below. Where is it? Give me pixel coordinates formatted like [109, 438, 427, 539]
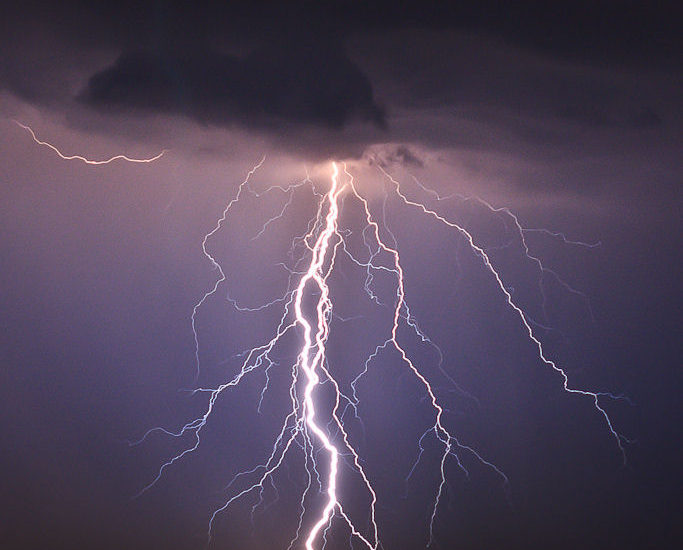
[1, 2, 681, 549]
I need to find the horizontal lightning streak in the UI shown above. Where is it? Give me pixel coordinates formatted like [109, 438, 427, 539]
[13, 120, 166, 164]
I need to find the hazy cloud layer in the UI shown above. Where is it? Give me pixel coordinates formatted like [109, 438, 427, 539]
[0, 2, 680, 196]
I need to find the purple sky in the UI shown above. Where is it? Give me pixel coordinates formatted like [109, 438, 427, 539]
[1, 2, 680, 549]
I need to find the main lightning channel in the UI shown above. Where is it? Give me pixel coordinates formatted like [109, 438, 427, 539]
[294, 161, 344, 549]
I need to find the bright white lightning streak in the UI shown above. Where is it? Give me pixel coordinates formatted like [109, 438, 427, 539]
[294, 161, 345, 549]
[284, 163, 381, 550]
[13, 120, 166, 164]
[135, 161, 378, 549]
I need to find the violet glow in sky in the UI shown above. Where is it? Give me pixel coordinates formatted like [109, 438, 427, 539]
[0, 2, 681, 550]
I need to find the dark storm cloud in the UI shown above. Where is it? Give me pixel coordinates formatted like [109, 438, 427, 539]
[4, 1, 680, 62]
[351, 28, 671, 132]
[4, 0, 679, 106]
[1, 1, 679, 184]
[80, 40, 385, 130]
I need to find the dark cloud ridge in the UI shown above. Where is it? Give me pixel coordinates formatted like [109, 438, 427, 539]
[80, 39, 386, 131]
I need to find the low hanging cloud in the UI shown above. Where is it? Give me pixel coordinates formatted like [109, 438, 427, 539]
[80, 40, 385, 131]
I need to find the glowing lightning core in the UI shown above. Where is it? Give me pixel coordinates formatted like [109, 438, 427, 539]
[294, 161, 343, 548]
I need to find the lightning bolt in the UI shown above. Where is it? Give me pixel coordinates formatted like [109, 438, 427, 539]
[294, 162, 353, 549]
[130, 156, 626, 550]
[13, 120, 166, 164]
[18, 121, 626, 548]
